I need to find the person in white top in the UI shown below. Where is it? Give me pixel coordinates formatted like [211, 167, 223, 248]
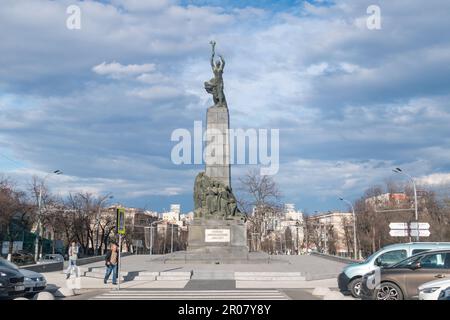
[66, 241, 79, 279]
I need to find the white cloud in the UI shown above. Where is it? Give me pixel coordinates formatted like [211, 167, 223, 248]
[92, 61, 156, 79]
[417, 173, 450, 187]
[111, 0, 173, 12]
[306, 62, 329, 76]
[276, 158, 395, 200]
[127, 85, 182, 100]
[136, 73, 171, 84]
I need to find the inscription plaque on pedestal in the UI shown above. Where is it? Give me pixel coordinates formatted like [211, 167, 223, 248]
[205, 229, 230, 242]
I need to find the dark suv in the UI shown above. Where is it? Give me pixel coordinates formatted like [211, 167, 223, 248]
[0, 258, 25, 299]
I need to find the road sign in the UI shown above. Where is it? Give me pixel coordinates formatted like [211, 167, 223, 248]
[116, 208, 126, 235]
[389, 229, 409, 237]
[389, 222, 408, 230]
[409, 222, 430, 230]
[410, 229, 430, 237]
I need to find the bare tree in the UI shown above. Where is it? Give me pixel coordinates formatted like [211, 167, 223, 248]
[237, 169, 282, 253]
[65, 192, 98, 255]
[0, 177, 34, 259]
[354, 182, 450, 258]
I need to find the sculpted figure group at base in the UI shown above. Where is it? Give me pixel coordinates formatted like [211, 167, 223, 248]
[194, 172, 242, 219]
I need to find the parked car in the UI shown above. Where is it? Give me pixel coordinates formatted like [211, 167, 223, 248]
[0, 256, 48, 298]
[0, 258, 25, 299]
[38, 254, 64, 264]
[438, 287, 450, 300]
[21, 269, 47, 297]
[418, 278, 450, 300]
[338, 242, 450, 297]
[11, 251, 35, 266]
[360, 249, 450, 300]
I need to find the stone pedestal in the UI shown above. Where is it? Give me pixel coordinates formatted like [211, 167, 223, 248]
[205, 106, 231, 187]
[187, 218, 247, 254]
[154, 219, 278, 264]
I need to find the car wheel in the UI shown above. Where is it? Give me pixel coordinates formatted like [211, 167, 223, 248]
[375, 282, 403, 300]
[349, 278, 362, 298]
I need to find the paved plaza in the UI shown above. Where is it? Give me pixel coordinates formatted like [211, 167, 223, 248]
[40, 254, 354, 300]
[72, 254, 346, 278]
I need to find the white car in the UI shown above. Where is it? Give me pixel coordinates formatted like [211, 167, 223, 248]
[37, 254, 65, 264]
[418, 278, 450, 300]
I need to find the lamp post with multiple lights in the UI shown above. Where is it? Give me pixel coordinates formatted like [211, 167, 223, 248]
[393, 167, 419, 241]
[95, 194, 113, 256]
[34, 170, 63, 262]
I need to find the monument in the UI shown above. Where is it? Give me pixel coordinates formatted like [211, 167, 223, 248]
[187, 41, 248, 260]
[158, 41, 274, 264]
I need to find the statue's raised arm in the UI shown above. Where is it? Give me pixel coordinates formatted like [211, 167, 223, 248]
[219, 54, 225, 71]
[210, 40, 216, 69]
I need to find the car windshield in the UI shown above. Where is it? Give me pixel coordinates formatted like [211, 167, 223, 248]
[0, 257, 19, 270]
[390, 254, 421, 268]
[362, 248, 401, 264]
[363, 252, 377, 263]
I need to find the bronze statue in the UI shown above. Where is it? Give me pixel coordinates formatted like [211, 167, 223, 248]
[192, 41, 243, 220]
[204, 40, 227, 108]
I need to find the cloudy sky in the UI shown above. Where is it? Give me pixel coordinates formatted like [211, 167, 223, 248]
[1, 0, 450, 213]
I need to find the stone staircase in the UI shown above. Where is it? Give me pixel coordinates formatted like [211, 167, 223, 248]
[81, 267, 192, 281]
[156, 271, 192, 281]
[81, 267, 305, 282]
[234, 272, 305, 281]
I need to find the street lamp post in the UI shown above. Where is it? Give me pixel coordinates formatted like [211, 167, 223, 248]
[171, 223, 174, 253]
[149, 219, 163, 255]
[34, 170, 62, 262]
[95, 194, 113, 256]
[250, 232, 260, 252]
[339, 197, 358, 260]
[393, 168, 419, 241]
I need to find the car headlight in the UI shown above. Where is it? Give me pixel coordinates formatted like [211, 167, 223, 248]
[420, 287, 440, 294]
[24, 277, 32, 281]
[0, 272, 7, 277]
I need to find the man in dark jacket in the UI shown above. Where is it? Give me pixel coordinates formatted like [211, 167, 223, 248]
[104, 242, 119, 285]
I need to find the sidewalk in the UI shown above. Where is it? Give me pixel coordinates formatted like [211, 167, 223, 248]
[44, 271, 189, 290]
[43, 270, 338, 290]
[42, 254, 345, 291]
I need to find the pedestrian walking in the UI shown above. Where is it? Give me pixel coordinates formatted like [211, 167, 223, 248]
[66, 241, 79, 279]
[104, 242, 119, 285]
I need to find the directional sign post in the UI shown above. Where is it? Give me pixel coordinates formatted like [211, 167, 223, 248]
[389, 229, 409, 237]
[389, 222, 431, 238]
[410, 229, 431, 237]
[409, 222, 430, 230]
[389, 222, 409, 237]
[389, 223, 409, 230]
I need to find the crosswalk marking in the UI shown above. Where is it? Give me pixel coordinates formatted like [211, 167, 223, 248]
[90, 289, 290, 300]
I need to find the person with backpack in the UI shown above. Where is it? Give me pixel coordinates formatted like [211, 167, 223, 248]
[104, 242, 119, 285]
[66, 241, 79, 279]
